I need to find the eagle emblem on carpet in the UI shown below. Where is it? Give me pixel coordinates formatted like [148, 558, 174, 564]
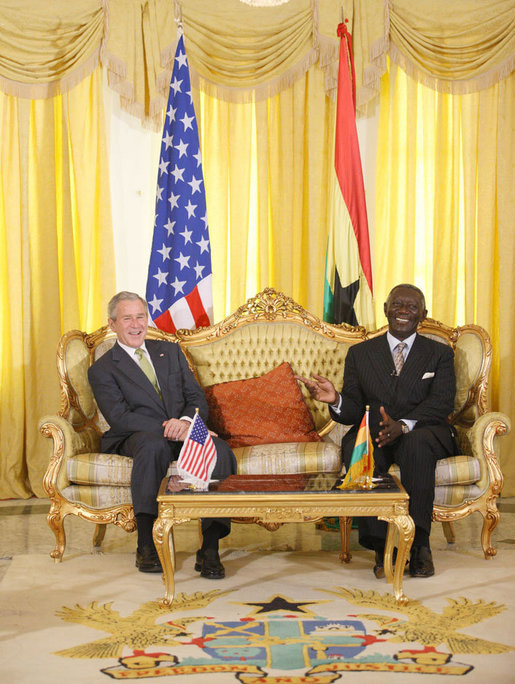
[54, 587, 514, 680]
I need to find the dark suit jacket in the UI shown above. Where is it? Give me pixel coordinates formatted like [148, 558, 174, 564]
[88, 339, 208, 454]
[330, 333, 457, 453]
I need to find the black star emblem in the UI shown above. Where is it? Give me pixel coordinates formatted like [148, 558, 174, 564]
[333, 275, 359, 325]
[241, 594, 322, 615]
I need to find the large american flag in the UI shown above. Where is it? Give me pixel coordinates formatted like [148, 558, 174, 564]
[145, 33, 213, 333]
[177, 412, 217, 488]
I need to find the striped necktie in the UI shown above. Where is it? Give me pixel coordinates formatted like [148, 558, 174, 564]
[135, 348, 162, 399]
[393, 342, 407, 376]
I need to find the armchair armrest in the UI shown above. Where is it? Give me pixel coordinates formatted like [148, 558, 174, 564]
[466, 412, 511, 496]
[39, 414, 101, 497]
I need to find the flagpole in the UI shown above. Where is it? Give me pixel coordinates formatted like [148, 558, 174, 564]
[364, 404, 373, 489]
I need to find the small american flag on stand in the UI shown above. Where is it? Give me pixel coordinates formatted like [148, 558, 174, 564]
[145, 31, 213, 333]
[177, 411, 217, 489]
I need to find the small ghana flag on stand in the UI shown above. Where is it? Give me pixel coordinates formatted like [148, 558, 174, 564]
[323, 19, 374, 328]
[337, 405, 375, 490]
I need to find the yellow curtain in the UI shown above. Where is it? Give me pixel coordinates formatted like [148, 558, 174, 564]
[196, 65, 335, 319]
[0, 67, 115, 499]
[375, 60, 515, 494]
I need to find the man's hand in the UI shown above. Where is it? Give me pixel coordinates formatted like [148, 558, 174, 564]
[162, 418, 190, 441]
[376, 406, 404, 447]
[294, 374, 338, 405]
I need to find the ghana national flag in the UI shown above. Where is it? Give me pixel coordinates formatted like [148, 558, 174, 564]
[324, 20, 374, 328]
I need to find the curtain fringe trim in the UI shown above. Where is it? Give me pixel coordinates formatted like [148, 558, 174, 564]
[189, 48, 320, 103]
[355, 0, 390, 117]
[388, 42, 515, 95]
[104, 50, 165, 131]
[318, 34, 339, 102]
[0, 50, 100, 100]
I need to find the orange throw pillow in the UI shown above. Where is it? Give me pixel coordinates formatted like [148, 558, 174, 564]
[204, 362, 322, 448]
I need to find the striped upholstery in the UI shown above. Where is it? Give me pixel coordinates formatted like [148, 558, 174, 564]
[64, 459, 177, 508]
[434, 484, 482, 507]
[389, 454, 480, 488]
[389, 454, 482, 507]
[67, 452, 133, 486]
[64, 448, 481, 509]
[65, 441, 341, 485]
[62, 484, 132, 508]
[234, 441, 341, 475]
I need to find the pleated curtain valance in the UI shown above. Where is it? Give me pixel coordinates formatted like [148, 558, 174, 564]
[0, 0, 513, 127]
[0, 0, 105, 99]
[388, 0, 515, 94]
[349, 0, 515, 114]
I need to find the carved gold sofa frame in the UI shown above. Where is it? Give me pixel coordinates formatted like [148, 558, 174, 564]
[40, 288, 510, 561]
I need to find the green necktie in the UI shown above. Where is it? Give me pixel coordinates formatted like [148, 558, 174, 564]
[135, 348, 162, 399]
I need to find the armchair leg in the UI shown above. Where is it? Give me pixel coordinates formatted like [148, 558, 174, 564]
[93, 524, 107, 549]
[47, 504, 66, 562]
[480, 508, 500, 559]
[339, 516, 353, 564]
[442, 521, 456, 544]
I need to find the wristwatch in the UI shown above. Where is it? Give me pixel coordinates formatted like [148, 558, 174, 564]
[399, 421, 409, 434]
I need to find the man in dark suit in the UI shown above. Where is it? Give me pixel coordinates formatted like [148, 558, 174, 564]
[296, 284, 458, 578]
[88, 291, 237, 577]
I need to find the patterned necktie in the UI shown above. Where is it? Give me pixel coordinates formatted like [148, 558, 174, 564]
[135, 348, 162, 399]
[393, 342, 407, 376]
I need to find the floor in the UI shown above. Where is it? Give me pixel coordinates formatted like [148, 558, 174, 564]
[3, 496, 515, 684]
[1, 495, 515, 579]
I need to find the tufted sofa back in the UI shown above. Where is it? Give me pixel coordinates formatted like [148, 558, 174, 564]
[182, 320, 358, 433]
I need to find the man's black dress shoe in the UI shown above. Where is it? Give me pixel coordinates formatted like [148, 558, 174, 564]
[194, 548, 225, 579]
[409, 545, 435, 577]
[373, 550, 386, 579]
[373, 548, 408, 579]
[136, 545, 162, 573]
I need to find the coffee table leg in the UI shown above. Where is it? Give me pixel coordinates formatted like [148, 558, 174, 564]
[339, 516, 353, 563]
[153, 516, 176, 607]
[381, 514, 414, 604]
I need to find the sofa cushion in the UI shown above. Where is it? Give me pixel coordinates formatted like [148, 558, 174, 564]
[67, 453, 177, 487]
[204, 362, 322, 448]
[67, 452, 133, 486]
[61, 484, 133, 508]
[234, 441, 341, 475]
[434, 484, 483, 506]
[389, 454, 480, 488]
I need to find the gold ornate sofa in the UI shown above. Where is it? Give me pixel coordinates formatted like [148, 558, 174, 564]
[40, 288, 510, 562]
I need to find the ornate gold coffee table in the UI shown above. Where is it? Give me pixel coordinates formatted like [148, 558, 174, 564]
[153, 473, 414, 606]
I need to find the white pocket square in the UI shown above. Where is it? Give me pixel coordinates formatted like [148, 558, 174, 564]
[422, 372, 435, 379]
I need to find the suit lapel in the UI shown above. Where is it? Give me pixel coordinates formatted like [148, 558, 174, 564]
[397, 334, 429, 395]
[112, 342, 165, 409]
[146, 340, 171, 412]
[367, 335, 397, 402]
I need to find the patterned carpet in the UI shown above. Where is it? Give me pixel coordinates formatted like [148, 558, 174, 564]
[1, 539, 514, 683]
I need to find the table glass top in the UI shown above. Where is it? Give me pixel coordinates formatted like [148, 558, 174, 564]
[163, 473, 401, 496]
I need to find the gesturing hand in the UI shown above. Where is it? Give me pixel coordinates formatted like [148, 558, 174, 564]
[294, 374, 339, 405]
[376, 406, 403, 447]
